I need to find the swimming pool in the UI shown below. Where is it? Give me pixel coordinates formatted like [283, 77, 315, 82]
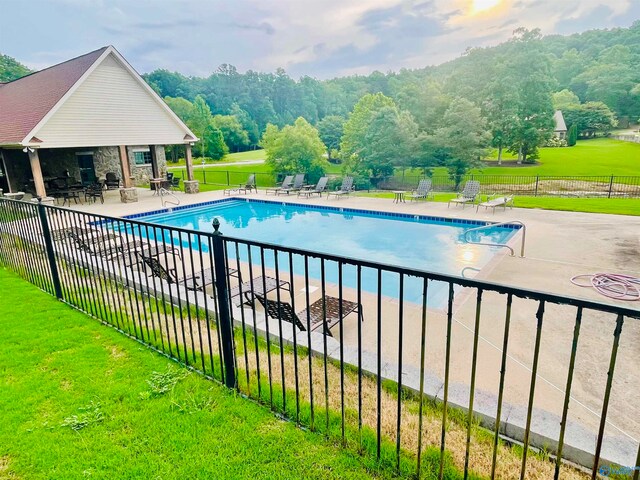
[125, 199, 519, 306]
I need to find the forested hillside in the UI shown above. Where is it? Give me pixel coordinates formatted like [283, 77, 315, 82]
[140, 22, 639, 142]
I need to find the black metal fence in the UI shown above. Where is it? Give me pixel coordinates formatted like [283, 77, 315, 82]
[1, 197, 639, 480]
[173, 167, 640, 198]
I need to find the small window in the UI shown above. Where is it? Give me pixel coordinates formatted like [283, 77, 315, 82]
[133, 150, 152, 165]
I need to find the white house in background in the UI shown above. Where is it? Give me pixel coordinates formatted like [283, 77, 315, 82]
[553, 110, 567, 139]
[0, 46, 199, 201]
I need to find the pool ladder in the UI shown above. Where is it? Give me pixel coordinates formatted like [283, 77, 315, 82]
[463, 221, 526, 257]
[159, 188, 180, 208]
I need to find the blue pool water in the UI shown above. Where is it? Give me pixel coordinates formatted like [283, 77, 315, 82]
[125, 199, 518, 306]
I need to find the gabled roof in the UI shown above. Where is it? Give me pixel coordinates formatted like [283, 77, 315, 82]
[0, 46, 196, 147]
[553, 110, 567, 132]
[0, 47, 107, 145]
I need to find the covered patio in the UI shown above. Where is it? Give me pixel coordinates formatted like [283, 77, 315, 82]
[0, 45, 199, 203]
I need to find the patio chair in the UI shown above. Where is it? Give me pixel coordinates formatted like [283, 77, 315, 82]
[326, 176, 354, 199]
[476, 194, 514, 213]
[229, 275, 291, 306]
[105, 172, 121, 190]
[298, 176, 328, 198]
[139, 254, 215, 292]
[224, 174, 256, 195]
[84, 181, 105, 204]
[265, 175, 293, 195]
[448, 181, 480, 208]
[170, 176, 181, 191]
[276, 174, 305, 195]
[255, 294, 362, 337]
[408, 179, 433, 201]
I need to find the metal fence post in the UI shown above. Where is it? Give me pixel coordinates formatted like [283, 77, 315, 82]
[226, 171, 230, 186]
[36, 198, 63, 300]
[534, 176, 539, 197]
[211, 218, 236, 389]
[608, 176, 614, 198]
[203, 169, 207, 184]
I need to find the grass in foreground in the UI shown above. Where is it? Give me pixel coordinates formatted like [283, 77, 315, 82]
[0, 268, 394, 480]
[357, 192, 640, 216]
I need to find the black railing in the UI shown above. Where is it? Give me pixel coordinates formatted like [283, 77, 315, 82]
[176, 167, 640, 198]
[0, 197, 638, 480]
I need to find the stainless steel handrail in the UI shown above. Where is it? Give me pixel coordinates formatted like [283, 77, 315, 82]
[159, 188, 180, 207]
[463, 220, 526, 257]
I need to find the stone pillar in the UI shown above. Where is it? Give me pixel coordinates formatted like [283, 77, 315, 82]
[183, 180, 199, 194]
[28, 149, 47, 198]
[118, 145, 133, 188]
[185, 143, 195, 181]
[120, 187, 138, 203]
[149, 144, 160, 178]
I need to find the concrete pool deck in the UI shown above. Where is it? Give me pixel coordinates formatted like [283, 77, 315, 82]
[64, 187, 640, 464]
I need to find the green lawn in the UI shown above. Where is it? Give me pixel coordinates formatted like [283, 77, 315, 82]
[415, 138, 640, 177]
[167, 149, 267, 168]
[0, 268, 397, 480]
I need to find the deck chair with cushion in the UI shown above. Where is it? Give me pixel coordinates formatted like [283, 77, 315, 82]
[265, 175, 293, 195]
[326, 176, 354, 199]
[298, 176, 328, 198]
[224, 174, 257, 195]
[105, 172, 121, 190]
[408, 179, 434, 201]
[448, 181, 480, 208]
[255, 294, 362, 337]
[476, 195, 514, 213]
[276, 174, 305, 195]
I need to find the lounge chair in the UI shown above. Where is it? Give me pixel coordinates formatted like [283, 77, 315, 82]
[224, 174, 256, 195]
[298, 176, 328, 197]
[408, 179, 433, 201]
[255, 294, 362, 337]
[229, 275, 291, 306]
[140, 254, 215, 292]
[476, 195, 514, 213]
[326, 176, 354, 199]
[265, 175, 293, 195]
[105, 172, 121, 190]
[448, 181, 480, 208]
[276, 174, 305, 195]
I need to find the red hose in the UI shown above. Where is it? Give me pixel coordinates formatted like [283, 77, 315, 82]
[571, 273, 640, 301]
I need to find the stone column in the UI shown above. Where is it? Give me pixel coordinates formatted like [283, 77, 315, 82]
[185, 143, 195, 181]
[28, 149, 47, 198]
[118, 145, 133, 188]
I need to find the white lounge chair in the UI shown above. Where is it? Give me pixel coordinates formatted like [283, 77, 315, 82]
[477, 195, 514, 213]
[448, 181, 480, 208]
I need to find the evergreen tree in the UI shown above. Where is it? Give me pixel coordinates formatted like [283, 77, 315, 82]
[567, 124, 578, 146]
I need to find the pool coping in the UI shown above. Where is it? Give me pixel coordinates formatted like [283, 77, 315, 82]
[122, 196, 524, 231]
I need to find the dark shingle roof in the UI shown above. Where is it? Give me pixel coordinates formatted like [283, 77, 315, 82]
[0, 47, 107, 145]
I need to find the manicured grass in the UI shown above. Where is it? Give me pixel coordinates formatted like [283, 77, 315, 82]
[357, 192, 640, 216]
[167, 149, 267, 168]
[481, 138, 640, 176]
[0, 268, 395, 480]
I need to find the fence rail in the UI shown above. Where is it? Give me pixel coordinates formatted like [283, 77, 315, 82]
[175, 167, 640, 198]
[1, 197, 638, 480]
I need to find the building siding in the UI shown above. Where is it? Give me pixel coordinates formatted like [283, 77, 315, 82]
[33, 53, 190, 148]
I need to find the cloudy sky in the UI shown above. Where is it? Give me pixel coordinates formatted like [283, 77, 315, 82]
[1, 0, 638, 79]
